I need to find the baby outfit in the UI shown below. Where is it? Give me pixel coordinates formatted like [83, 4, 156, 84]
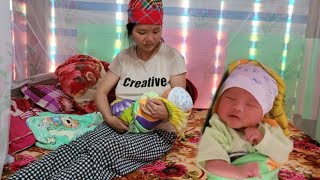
[197, 61, 293, 180]
[111, 87, 193, 134]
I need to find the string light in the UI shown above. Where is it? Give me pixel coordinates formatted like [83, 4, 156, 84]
[49, 0, 56, 72]
[281, 0, 294, 77]
[249, 0, 261, 59]
[114, 1, 123, 58]
[180, 0, 189, 63]
[212, 0, 224, 95]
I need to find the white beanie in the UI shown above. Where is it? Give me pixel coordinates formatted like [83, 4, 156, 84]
[167, 87, 193, 112]
[220, 64, 278, 115]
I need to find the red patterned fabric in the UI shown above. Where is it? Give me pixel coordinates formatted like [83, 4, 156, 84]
[54, 55, 110, 113]
[11, 98, 33, 117]
[128, 0, 163, 25]
[55, 55, 108, 97]
[11, 98, 43, 119]
[8, 154, 37, 173]
[186, 79, 198, 104]
[9, 115, 36, 155]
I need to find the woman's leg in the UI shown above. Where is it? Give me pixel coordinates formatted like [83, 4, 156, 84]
[50, 125, 177, 180]
[8, 123, 114, 180]
[103, 128, 177, 177]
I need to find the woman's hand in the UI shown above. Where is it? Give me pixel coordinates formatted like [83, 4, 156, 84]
[104, 115, 128, 133]
[145, 98, 169, 120]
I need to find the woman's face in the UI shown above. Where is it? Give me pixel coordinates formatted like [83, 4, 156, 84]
[217, 87, 263, 129]
[132, 24, 162, 53]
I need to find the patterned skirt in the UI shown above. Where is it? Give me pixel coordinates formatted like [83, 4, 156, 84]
[8, 122, 177, 180]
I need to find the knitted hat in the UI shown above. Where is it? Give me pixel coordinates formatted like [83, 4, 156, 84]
[127, 0, 163, 25]
[220, 64, 278, 115]
[167, 87, 193, 112]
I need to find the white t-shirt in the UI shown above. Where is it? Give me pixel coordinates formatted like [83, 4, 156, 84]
[108, 43, 187, 132]
[109, 43, 187, 101]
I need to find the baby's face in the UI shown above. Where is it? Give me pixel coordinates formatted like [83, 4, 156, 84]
[217, 87, 263, 129]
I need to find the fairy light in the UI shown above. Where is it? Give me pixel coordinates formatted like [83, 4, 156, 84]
[21, 2, 26, 15]
[249, 0, 261, 59]
[212, 0, 224, 95]
[283, 0, 295, 115]
[281, 0, 294, 77]
[113, 1, 123, 58]
[180, 1, 189, 63]
[49, 0, 56, 72]
[116, 0, 124, 4]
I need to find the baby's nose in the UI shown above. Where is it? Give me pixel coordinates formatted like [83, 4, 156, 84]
[232, 104, 244, 112]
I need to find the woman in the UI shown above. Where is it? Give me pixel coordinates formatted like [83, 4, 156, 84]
[96, 24, 187, 133]
[9, 0, 187, 179]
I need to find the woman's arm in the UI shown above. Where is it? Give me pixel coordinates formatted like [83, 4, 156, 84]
[95, 70, 128, 133]
[145, 73, 187, 119]
[170, 73, 186, 89]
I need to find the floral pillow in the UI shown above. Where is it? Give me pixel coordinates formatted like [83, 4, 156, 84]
[20, 84, 77, 114]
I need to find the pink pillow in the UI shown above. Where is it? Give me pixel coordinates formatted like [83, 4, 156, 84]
[9, 115, 36, 155]
[21, 84, 77, 113]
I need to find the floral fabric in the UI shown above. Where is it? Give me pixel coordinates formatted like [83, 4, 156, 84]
[2, 110, 320, 180]
[54, 54, 110, 113]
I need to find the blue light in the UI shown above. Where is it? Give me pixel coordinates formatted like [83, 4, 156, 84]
[50, 0, 56, 71]
[281, 0, 295, 77]
[249, 0, 261, 59]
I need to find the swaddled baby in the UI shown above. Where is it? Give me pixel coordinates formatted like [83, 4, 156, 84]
[111, 87, 193, 135]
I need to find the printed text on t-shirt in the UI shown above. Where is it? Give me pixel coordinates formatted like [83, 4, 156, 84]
[123, 77, 167, 88]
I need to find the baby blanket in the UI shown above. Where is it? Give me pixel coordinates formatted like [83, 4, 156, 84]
[207, 153, 279, 180]
[26, 112, 103, 150]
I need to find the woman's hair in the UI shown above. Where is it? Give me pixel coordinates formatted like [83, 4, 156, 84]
[126, 23, 136, 46]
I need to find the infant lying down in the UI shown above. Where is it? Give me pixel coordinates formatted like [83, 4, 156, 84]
[197, 62, 293, 179]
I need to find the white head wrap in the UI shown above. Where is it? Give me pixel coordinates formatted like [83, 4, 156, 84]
[167, 87, 193, 112]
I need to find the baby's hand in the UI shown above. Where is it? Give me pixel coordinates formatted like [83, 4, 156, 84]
[245, 127, 263, 145]
[238, 162, 261, 178]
